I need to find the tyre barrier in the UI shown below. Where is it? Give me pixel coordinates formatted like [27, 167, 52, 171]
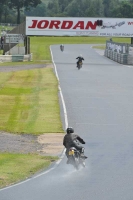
[120, 54, 128, 64]
[107, 50, 110, 58]
[127, 55, 133, 65]
[105, 40, 133, 65]
[104, 49, 130, 65]
[114, 52, 118, 62]
[110, 51, 113, 60]
[117, 54, 121, 63]
[112, 52, 115, 61]
[104, 49, 108, 57]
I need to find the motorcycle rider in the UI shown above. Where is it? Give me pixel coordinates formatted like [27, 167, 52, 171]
[63, 127, 87, 163]
[76, 54, 84, 67]
[60, 44, 64, 51]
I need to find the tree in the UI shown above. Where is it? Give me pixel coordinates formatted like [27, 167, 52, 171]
[103, 0, 119, 17]
[65, 0, 85, 17]
[3, 4, 10, 23]
[85, 0, 104, 17]
[112, 1, 133, 18]
[0, 0, 9, 23]
[102, 0, 111, 17]
[0, 4, 3, 22]
[9, 0, 42, 24]
[58, 0, 73, 13]
[47, 0, 59, 16]
[25, 3, 47, 17]
[95, 0, 104, 17]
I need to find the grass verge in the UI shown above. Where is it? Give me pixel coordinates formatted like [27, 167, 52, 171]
[0, 60, 50, 66]
[0, 67, 63, 134]
[0, 153, 58, 188]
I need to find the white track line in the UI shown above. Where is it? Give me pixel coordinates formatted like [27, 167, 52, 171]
[0, 46, 68, 191]
[50, 46, 68, 129]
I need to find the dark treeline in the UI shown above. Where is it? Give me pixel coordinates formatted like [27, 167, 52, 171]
[0, 0, 133, 24]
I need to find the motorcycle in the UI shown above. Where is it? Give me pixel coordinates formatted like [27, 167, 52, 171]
[60, 45, 64, 52]
[67, 147, 86, 170]
[77, 61, 82, 70]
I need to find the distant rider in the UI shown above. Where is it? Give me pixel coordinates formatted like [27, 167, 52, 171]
[76, 54, 84, 67]
[60, 44, 64, 51]
[63, 127, 87, 161]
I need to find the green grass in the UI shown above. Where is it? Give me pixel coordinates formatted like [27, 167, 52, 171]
[0, 68, 63, 134]
[0, 50, 3, 55]
[0, 153, 58, 188]
[0, 61, 50, 66]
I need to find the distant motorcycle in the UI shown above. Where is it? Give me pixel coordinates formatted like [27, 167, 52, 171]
[67, 147, 86, 170]
[60, 44, 64, 52]
[77, 61, 82, 70]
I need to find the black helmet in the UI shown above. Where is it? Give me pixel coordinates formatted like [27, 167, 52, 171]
[66, 127, 74, 134]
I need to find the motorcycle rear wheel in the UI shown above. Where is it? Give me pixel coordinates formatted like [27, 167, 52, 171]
[73, 156, 80, 170]
[81, 161, 85, 167]
[77, 64, 82, 70]
[77, 65, 80, 70]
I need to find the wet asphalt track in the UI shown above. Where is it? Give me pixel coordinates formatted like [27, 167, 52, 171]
[0, 44, 133, 200]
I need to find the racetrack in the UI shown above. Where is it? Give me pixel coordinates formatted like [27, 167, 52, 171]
[0, 44, 133, 200]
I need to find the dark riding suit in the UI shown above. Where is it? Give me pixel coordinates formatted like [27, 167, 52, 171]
[63, 132, 85, 157]
[60, 44, 64, 51]
[76, 56, 84, 67]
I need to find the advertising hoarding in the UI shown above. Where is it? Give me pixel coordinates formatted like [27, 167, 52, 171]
[26, 17, 133, 37]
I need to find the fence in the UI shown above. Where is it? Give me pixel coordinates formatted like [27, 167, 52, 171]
[1, 21, 29, 55]
[0, 23, 18, 27]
